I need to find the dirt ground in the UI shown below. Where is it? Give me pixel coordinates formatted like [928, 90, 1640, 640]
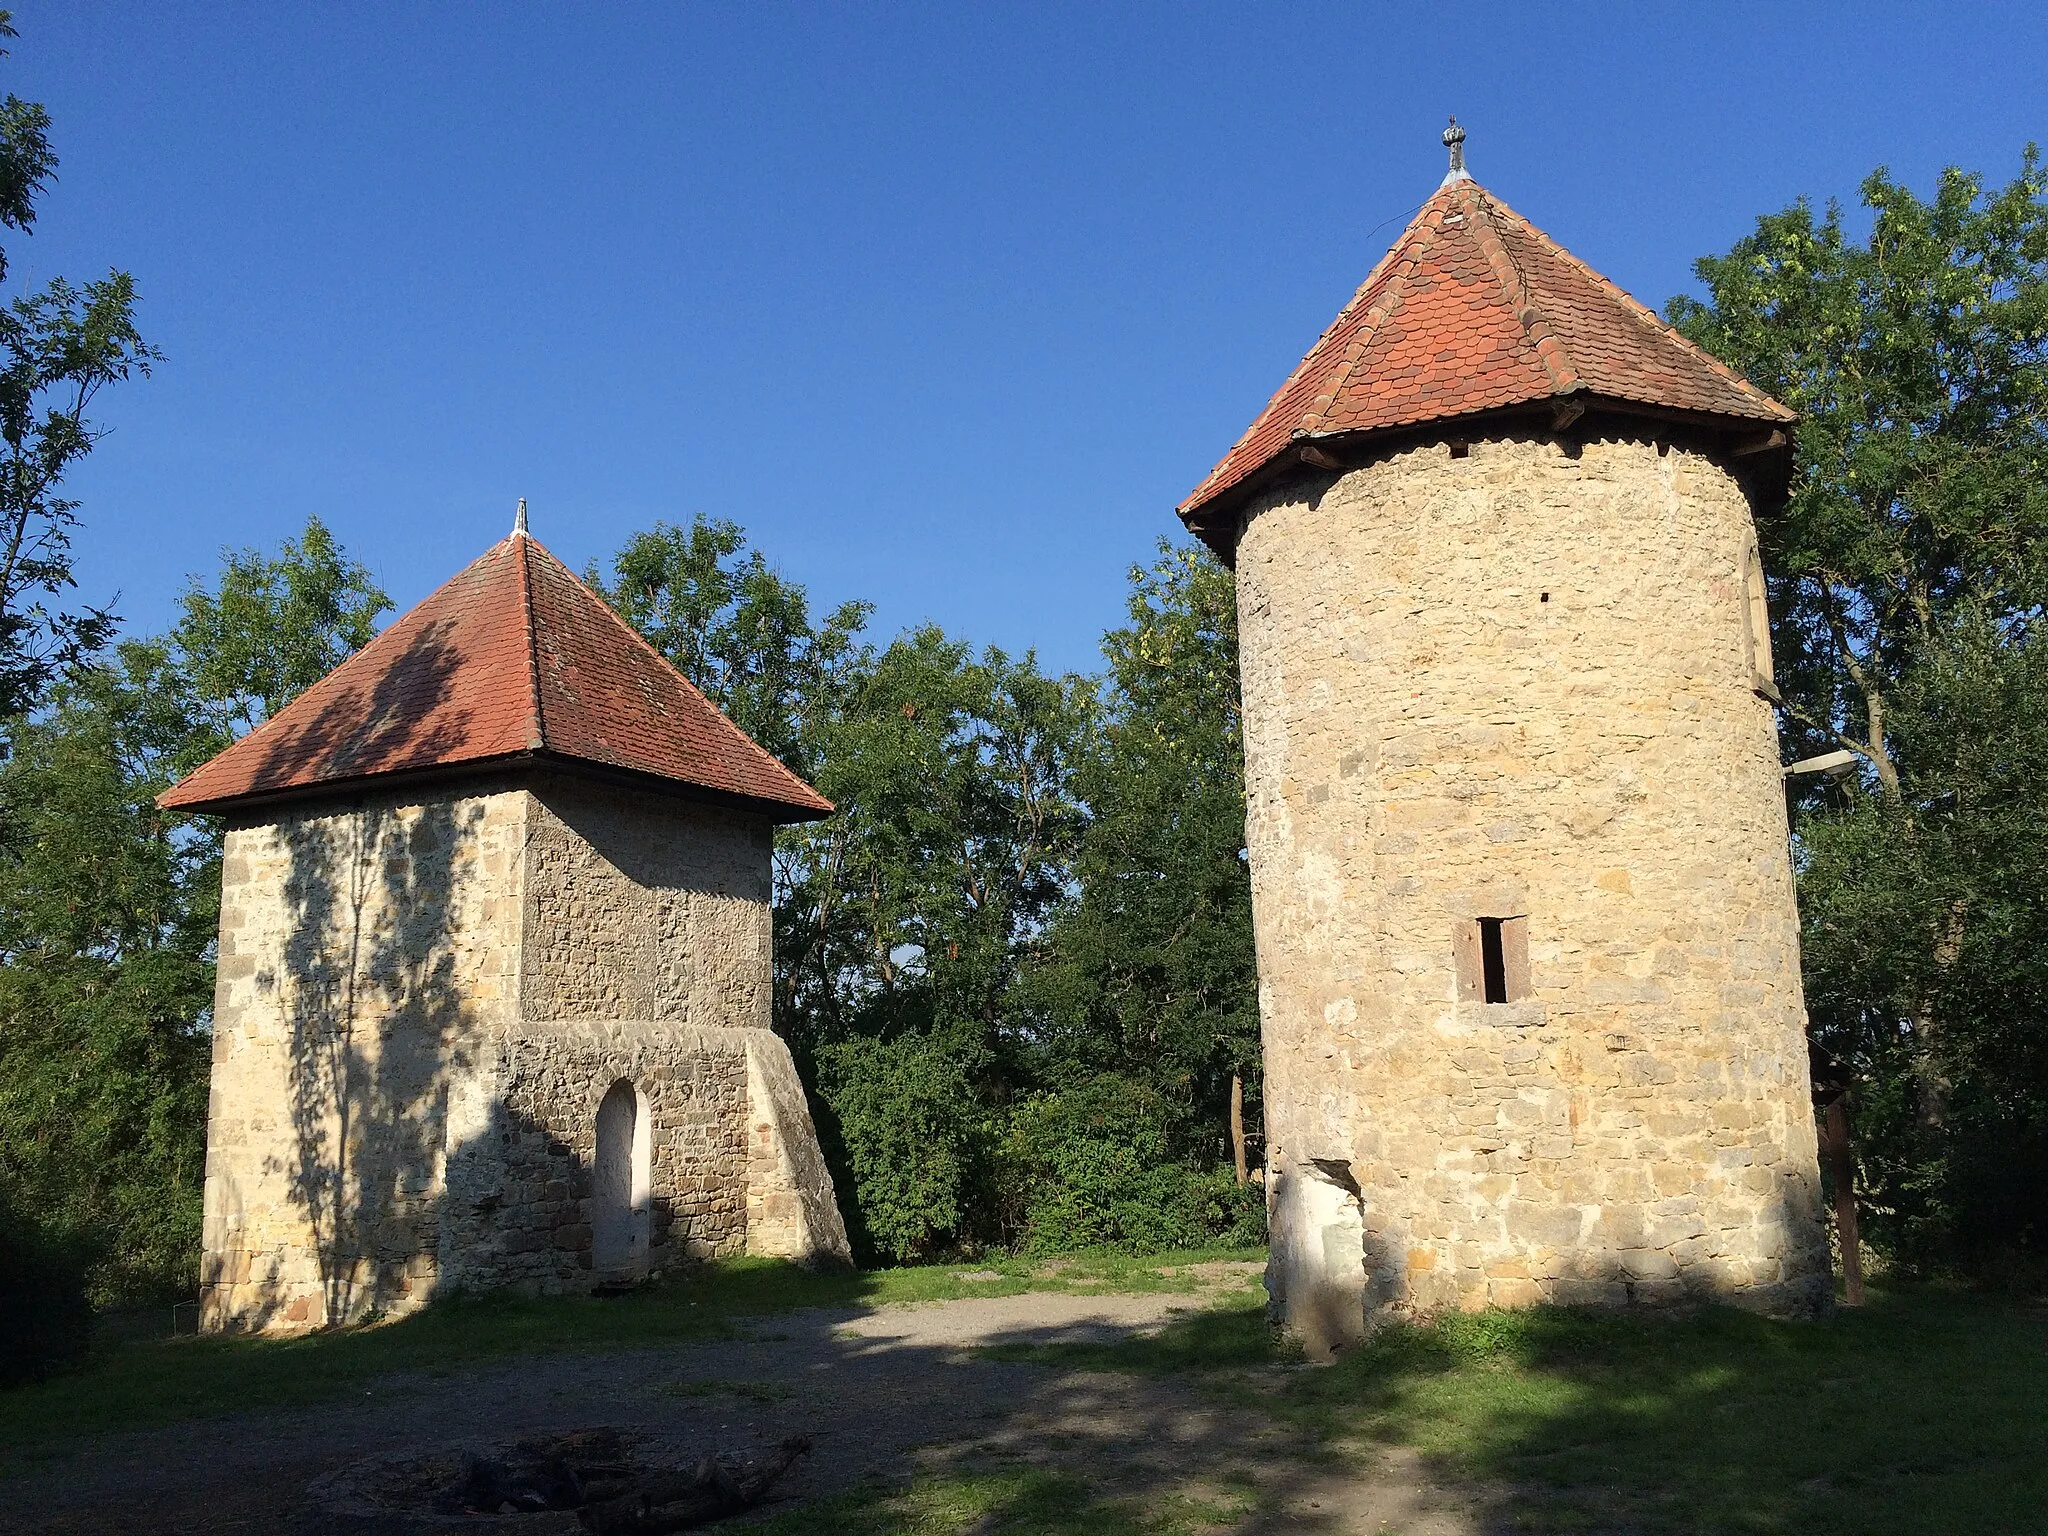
[3, 1272, 1489, 1535]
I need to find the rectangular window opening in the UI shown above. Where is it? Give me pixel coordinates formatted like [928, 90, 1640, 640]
[1456, 915, 1531, 1004]
[1478, 917, 1509, 1004]
[1448, 441, 1471, 459]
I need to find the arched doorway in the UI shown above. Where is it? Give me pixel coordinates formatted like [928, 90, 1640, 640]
[592, 1079, 651, 1277]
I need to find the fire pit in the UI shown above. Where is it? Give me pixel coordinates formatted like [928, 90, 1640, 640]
[303, 1426, 813, 1533]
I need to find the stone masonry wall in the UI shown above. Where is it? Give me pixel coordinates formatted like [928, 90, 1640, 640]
[200, 775, 848, 1334]
[440, 1022, 754, 1292]
[201, 783, 523, 1331]
[1235, 432, 1829, 1352]
[518, 776, 774, 1027]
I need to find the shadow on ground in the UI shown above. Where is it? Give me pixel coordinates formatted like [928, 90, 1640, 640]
[975, 1284, 2048, 1535]
[3, 1275, 2044, 1535]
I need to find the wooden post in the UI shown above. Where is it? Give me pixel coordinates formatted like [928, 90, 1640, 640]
[1823, 1096, 1865, 1307]
[1230, 1073, 1248, 1186]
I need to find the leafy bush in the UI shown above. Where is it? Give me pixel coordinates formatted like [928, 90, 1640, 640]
[0, 1181, 92, 1386]
[1004, 1077, 1264, 1254]
[818, 1031, 990, 1264]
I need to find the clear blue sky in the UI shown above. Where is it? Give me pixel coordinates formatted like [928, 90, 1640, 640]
[18, 4, 2045, 675]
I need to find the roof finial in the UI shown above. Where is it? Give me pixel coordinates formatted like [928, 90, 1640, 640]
[513, 497, 529, 536]
[1442, 117, 1470, 185]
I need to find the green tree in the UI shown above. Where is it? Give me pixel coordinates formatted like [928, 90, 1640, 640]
[1004, 543, 1264, 1253]
[788, 628, 1091, 1259]
[1036, 542, 1259, 1169]
[0, 654, 216, 1302]
[784, 628, 1090, 1053]
[594, 518, 1101, 1260]
[1794, 623, 2048, 1269]
[167, 516, 394, 762]
[1674, 152, 2048, 1273]
[0, 518, 387, 1303]
[0, 12, 158, 722]
[1669, 150, 2048, 793]
[816, 1030, 982, 1262]
[1002, 1074, 1263, 1254]
[593, 516, 1264, 1262]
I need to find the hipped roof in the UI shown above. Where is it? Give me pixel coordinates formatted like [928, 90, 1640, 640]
[157, 530, 833, 820]
[1179, 176, 1794, 540]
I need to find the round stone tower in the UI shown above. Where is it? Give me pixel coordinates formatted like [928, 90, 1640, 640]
[1180, 132, 1829, 1351]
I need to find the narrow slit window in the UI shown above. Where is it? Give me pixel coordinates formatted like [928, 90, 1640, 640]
[1456, 915, 1531, 1004]
[1479, 918, 1509, 1004]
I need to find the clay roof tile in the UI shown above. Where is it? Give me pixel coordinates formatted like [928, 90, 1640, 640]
[157, 533, 833, 820]
[1180, 179, 1793, 527]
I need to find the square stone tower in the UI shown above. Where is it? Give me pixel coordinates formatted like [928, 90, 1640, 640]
[1180, 134, 1829, 1352]
[161, 520, 850, 1333]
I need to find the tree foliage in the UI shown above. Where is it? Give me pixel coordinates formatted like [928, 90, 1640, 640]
[0, 518, 388, 1303]
[1670, 150, 2048, 792]
[1034, 542, 1258, 1148]
[0, 12, 158, 722]
[1675, 151, 2048, 1273]
[0, 657, 215, 1301]
[169, 517, 392, 757]
[1003, 1075, 1262, 1255]
[588, 516, 870, 779]
[1794, 624, 2048, 1269]
[596, 516, 1257, 1263]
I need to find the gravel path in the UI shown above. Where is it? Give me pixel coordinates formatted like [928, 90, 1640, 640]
[3, 1278, 1488, 1535]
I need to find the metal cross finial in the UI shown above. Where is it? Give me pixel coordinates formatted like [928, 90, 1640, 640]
[1442, 117, 1470, 184]
[514, 497, 529, 535]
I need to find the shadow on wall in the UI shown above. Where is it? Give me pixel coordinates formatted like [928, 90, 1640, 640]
[267, 790, 478, 1329]
[520, 773, 775, 1027]
[242, 623, 477, 1333]
[255, 817, 679, 1326]
[541, 781, 769, 893]
[437, 1090, 683, 1297]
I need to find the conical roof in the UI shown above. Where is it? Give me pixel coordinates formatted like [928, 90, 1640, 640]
[158, 530, 833, 820]
[1179, 175, 1793, 538]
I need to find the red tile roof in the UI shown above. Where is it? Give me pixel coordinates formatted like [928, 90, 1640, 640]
[158, 532, 833, 820]
[1180, 177, 1794, 523]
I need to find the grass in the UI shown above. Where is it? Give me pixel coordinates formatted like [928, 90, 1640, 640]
[992, 1282, 2048, 1535]
[980, 1282, 1278, 1373]
[751, 1465, 1258, 1536]
[660, 1376, 795, 1403]
[0, 1246, 1261, 1451]
[18, 1245, 2037, 1535]
[913, 1246, 1264, 1298]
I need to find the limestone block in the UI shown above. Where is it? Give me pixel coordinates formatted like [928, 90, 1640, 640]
[1265, 1157, 1371, 1359]
[743, 1031, 853, 1267]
